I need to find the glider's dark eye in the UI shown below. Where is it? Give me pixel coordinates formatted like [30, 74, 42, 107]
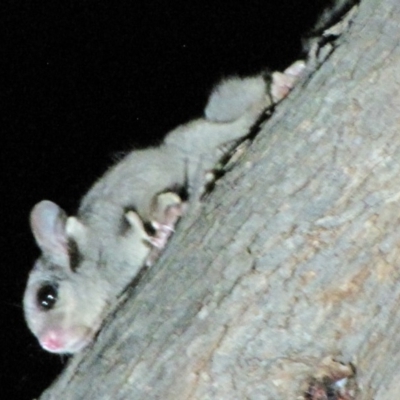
[37, 284, 58, 310]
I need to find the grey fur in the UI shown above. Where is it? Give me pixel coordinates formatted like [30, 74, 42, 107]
[23, 73, 270, 354]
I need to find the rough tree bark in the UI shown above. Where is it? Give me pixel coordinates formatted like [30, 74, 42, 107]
[40, 0, 400, 398]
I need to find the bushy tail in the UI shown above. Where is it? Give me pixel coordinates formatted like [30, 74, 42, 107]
[204, 75, 266, 123]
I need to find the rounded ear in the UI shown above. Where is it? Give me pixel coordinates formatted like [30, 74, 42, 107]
[30, 200, 69, 260]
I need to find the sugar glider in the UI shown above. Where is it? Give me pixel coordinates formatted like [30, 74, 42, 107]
[23, 61, 305, 354]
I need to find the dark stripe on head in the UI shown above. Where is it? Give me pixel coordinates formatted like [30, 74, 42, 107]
[68, 239, 83, 272]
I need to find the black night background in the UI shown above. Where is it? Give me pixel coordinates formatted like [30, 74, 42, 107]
[2, 1, 331, 398]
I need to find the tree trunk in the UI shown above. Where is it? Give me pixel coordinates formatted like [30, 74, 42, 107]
[40, 0, 400, 398]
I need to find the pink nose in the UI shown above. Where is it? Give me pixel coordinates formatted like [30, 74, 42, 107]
[40, 331, 65, 352]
